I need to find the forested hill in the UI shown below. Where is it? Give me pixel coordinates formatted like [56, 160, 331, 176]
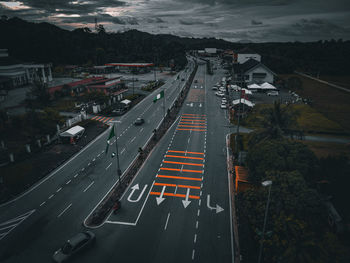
[1, 17, 350, 74]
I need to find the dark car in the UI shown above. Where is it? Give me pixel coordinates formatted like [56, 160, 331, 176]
[53, 231, 95, 262]
[134, 118, 145, 125]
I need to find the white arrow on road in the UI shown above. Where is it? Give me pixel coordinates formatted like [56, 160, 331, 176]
[182, 188, 191, 208]
[127, 184, 148, 203]
[206, 194, 224, 214]
[156, 186, 166, 205]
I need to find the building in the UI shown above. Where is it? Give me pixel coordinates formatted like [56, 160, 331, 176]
[105, 63, 154, 74]
[232, 58, 276, 85]
[0, 49, 52, 88]
[234, 48, 261, 64]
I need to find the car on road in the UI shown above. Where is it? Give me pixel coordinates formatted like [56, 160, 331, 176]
[212, 86, 218, 90]
[221, 98, 227, 103]
[267, 91, 279, 96]
[215, 91, 224, 97]
[134, 118, 145, 125]
[53, 231, 96, 262]
[219, 87, 226, 92]
[220, 103, 227, 109]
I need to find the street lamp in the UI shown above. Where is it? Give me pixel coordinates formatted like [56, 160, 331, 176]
[110, 121, 122, 187]
[258, 180, 272, 263]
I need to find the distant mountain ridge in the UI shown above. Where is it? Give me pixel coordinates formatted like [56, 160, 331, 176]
[1, 17, 350, 74]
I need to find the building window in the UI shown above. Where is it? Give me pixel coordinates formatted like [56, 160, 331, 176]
[252, 73, 267, 79]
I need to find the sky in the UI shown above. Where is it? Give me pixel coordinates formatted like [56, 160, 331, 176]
[1, 0, 350, 42]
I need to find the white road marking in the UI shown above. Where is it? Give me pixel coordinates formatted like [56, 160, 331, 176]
[197, 209, 200, 217]
[48, 194, 54, 199]
[192, 249, 195, 260]
[97, 154, 100, 157]
[196, 221, 199, 229]
[74, 173, 78, 178]
[57, 203, 72, 218]
[56, 187, 62, 193]
[106, 162, 113, 170]
[66, 180, 71, 185]
[164, 213, 171, 230]
[88, 162, 91, 166]
[92, 158, 96, 162]
[140, 128, 144, 132]
[199, 199, 201, 206]
[83, 181, 95, 193]
[121, 148, 126, 154]
[81, 168, 85, 171]
[194, 234, 197, 243]
[39, 201, 46, 207]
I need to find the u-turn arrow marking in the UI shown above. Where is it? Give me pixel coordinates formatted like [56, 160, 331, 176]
[127, 184, 148, 203]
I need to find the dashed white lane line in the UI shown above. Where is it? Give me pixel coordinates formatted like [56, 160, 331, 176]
[81, 168, 85, 171]
[140, 128, 144, 133]
[57, 203, 72, 218]
[88, 162, 91, 166]
[83, 181, 94, 193]
[192, 249, 195, 260]
[197, 209, 200, 217]
[130, 137, 136, 143]
[164, 213, 171, 230]
[121, 148, 126, 154]
[56, 187, 62, 193]
[66, 180, 71, 185]
[199, 199, 201, 206]
[194, 234, 197, 243]
[74, 173, 78, 178]
[40, 201, 46, 207]
[92, 158, 96, 162]
[97, 154, 101, 158]
[196, 221, 199, 229]
[106, 162, 112, 170]
[48, 194, 54, 200]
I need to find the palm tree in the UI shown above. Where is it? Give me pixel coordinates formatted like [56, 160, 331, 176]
[249, 101, 300, 146]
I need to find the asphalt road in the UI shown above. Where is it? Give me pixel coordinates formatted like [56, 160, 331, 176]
[0, 58, 197, 262]
[68, 62, 234, 263]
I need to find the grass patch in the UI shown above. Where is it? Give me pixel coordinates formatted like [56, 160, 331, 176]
[239, 103, 346, 136]
[279, 74, 350, 131]
[298, 140, 350, 159]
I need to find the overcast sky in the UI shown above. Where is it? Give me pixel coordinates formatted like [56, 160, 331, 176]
[1, 0, 350, 42]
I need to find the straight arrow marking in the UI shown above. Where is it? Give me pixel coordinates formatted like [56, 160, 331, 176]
[182, 188, 191, 208]
[156, 186, 166, 205]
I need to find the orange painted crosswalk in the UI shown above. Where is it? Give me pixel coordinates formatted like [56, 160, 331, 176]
[160, 167, 203, 173]
[165, 155, 204, 160]
[163, 161, 204, 167]
[168, 150, 204, 155]
[150, 192, 200, 200]
[177, 128, 206, 131]
[156, 174, 202, 181]
[178, 125, 206, 128]
[154, 182, 200, 189]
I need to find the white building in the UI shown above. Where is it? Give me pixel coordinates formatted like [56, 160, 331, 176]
[234, 48, 261, 64]
[0, 49, 52, 88]
[204, 48, 217, 54]
[232, 58, 276, 84]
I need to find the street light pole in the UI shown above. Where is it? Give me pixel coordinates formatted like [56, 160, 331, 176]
[258, 180, 273, 263]
[111, 122, 122, 187]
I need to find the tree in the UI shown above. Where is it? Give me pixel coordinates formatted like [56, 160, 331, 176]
[26, 81, 50, 108]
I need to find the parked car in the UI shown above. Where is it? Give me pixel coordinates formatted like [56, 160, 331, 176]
[219, 87, 226, 92]
[53, 231, 96, 263]
[215, 91, 224, 97]
[212, 86, 218, 90]
[220, 103, 227, 109]
[221, 98, 227, 103]
[134, 118, 145, 125]
[267, 91, 279, 96]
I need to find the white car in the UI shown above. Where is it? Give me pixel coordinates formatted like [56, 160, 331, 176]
[220, 103, 227, 109]
[215, 91, 224, 97]
[221, 98, 227, 103]
[267, 91, 279, 96]
[219, 87, 226, 92]
[212, 86, 218, 90]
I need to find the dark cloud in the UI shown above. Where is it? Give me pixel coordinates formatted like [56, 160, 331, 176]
[251, 19, 263, 25]
[112, 17, 138, 25]
[179, 18, 203, 25]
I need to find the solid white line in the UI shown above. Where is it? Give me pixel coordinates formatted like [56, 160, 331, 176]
[66, 180, 71, 185]
[56, 187, 62, 193]
[164, 213, 171, 230]
[57, 203, 72, 218]
[83, 181, 94, 193]
[40, 201, 46, 207]
[106, 162, 112, 170]
[48, 194, 54, 199]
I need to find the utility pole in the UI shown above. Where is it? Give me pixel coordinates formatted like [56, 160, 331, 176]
[163, 89, 166, 118]
[111, 122, 122, 187]
[235, 70, 243, 155]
